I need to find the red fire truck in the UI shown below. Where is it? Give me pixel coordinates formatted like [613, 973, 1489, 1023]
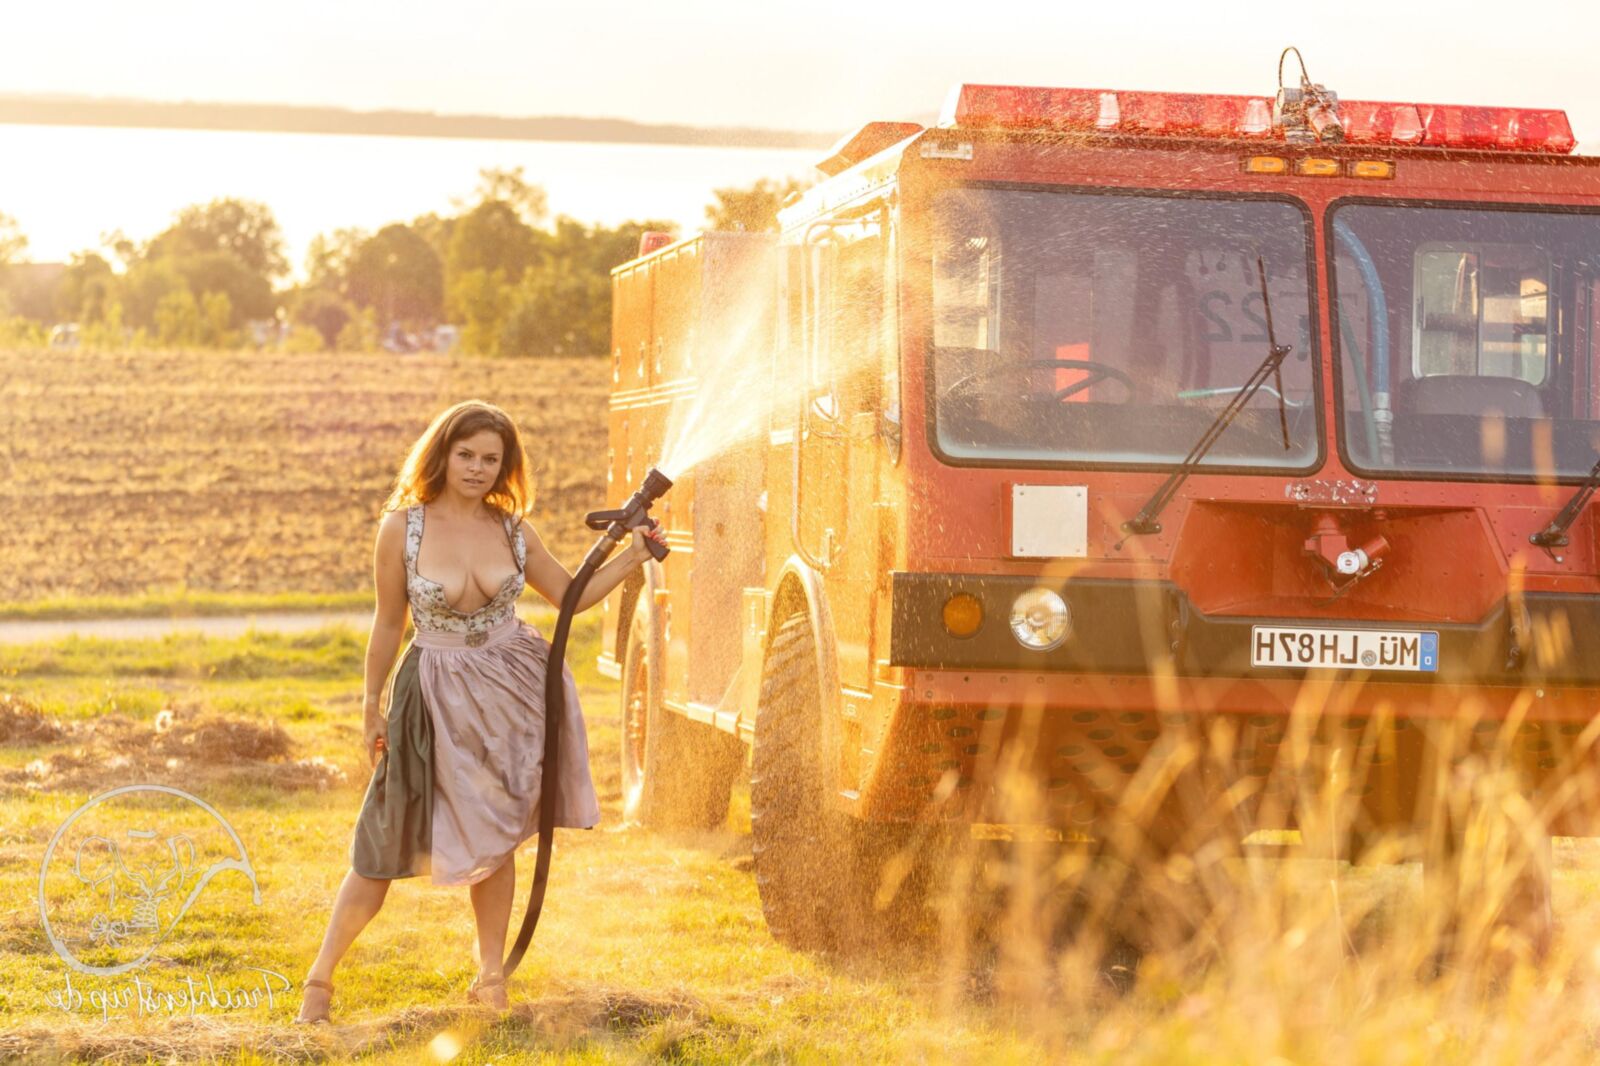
[598, 63, 1598, 955]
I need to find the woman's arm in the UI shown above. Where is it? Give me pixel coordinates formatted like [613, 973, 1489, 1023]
[519, 518, 660, 614]
[363, 510, 410, 762]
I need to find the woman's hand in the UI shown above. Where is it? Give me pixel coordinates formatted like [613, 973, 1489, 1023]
[631, 519, 666, 563]
[363, 711, 387, 770]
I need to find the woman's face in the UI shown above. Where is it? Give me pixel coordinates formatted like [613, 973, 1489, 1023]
[447, 429, 504, 499]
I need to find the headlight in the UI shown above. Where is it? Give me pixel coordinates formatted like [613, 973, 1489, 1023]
[1009, 588, 1070, 651]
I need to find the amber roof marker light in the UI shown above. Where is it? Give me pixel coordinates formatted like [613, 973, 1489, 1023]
[1348, 160, 1396, 179]
[1244, 155, 1288, 174]
[1294, 157, 1341, 176]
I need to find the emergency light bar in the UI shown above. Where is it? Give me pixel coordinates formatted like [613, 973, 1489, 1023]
[941, 84, 1575, 154]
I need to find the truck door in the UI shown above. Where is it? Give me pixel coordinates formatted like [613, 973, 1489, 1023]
[794, 207, 890, 692]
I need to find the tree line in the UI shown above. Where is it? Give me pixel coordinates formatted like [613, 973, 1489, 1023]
[0, 170, 808, 356]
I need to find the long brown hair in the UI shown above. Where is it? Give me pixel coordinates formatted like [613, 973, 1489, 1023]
[381, 400, 534, 521]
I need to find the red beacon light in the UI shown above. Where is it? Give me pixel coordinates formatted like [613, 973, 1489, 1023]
[1339, 100, 1425, 145]
[637, 231, 675, 256]
[944, 84, 1275, 140]
[939, 82, 1576, 154]
[1415, 104, 1575, 152]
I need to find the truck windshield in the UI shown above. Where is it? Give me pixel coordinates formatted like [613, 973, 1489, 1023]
[927, 186, 1319, 469]
[1331, 201, 1600, 479]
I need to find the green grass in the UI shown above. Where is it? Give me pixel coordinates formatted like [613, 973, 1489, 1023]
[0, 616, 1053, 1064]
[1, 627, 367, 681]
[8, 620, 1600, 1063]
[0, 585, 376, 622]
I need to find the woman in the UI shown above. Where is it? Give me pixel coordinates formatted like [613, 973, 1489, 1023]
[294, 399, 663, 1023]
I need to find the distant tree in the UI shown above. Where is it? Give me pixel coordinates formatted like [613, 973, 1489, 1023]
[120, 258, 188, 329]
[169, 250, 275, 325]
[346, 223, 444, 324]
[199, 291, 235, 347]
[410, 212, 455, 267]
[705, 176, 811, 233]
[154, 288, 202, 347]
[550, 216, 678, 275]
[284, 323, 329, 353]
[498, 217, 674, 356]
[465, 166, 549, 226]
[338, 305, 380, 352]
[0, 212, 26, 264]
[146, 198, 289, 279]
[100, 228, 138, 268]
[500, 268, 609, 356]
[0, 213, 26, 316]
[56, 252, 116, 321]
[449, 268, 512, 355]
[82, 299, 126, 349]
[447, 201, 540, 283]
[304, 227, 368, 295]
[293, 287, 355, 349]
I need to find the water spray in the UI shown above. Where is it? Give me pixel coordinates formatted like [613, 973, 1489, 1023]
[502, 467, 673, 978]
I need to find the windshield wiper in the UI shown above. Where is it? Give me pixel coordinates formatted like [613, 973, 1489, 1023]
[1177, 383, 1310, 408]
[1530, 454, 1600, 551]
[1122, 254, 1293, 538]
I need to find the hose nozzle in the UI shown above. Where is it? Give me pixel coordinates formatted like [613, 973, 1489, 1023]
[585, 466, 674, 560]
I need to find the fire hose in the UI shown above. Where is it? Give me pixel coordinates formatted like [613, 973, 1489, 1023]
[501, 467, 673, 978]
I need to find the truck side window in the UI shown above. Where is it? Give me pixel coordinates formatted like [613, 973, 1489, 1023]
[808, 239, 841, 420]
[931, 206, 998, 350]
[831, 227, 885, 415]
[806, 216, 885, 420]
[774, 243, 808, 434]
[1414, 245, 1550, 385]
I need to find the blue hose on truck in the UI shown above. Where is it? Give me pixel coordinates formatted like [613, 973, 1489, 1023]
[1332, 215, 1392, 464]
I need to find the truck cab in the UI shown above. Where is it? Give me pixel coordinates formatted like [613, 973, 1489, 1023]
[601, 75, 1597, 956]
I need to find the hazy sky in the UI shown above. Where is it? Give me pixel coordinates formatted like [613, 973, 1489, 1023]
[7, 0, 1600, 148]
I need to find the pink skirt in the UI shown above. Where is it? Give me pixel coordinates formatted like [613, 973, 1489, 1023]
[353, 613, 601, 888]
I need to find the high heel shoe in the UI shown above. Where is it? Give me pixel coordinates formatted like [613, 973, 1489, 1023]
[466, 972, 509, 1011]
[294, 977, 334, 1024]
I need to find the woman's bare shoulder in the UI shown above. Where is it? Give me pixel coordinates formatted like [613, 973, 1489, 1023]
[376, 505, 411, 539]
[511, 514, 549, 547]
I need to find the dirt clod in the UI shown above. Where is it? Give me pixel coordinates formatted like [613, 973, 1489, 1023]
[0, 692, 67, 743]
[0, 699, 345, 794]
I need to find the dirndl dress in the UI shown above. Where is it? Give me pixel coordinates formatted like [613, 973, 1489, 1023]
[349, 503, 601, 887]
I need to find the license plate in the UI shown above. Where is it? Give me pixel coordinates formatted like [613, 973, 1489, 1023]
[1250, 626, 1439, 672]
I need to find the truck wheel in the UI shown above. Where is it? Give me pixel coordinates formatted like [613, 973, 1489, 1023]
[751, 612, 864, 951]
[750, 611, 937, 953]
[620, 602, 744, 830]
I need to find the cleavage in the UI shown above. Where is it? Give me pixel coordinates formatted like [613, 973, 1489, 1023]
[417, 509, 519, 614]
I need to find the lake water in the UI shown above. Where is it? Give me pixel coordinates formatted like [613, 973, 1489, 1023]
[0, 124, 821, 276]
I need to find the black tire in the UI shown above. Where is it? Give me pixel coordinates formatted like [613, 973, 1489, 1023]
[620, 602, 744, 830]
[751, 612, 858, 951]
[750, 611, 938, 953]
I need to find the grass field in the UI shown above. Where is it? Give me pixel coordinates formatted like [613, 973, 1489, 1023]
[0, 614, 1068, 1064]
[0, 347, 608, 609]
[6, 619, 1600, 1063]
[9, 347, 1600, 1063]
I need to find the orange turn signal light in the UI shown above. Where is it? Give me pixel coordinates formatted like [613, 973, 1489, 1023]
[1244, 155, 1288, 174]
[1295, 157, 1341, 176]
[1348, 159, 1396, 179]
[942, 593, 985, 638]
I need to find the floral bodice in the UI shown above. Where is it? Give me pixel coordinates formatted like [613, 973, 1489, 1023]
[404, 503, 526, 642]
